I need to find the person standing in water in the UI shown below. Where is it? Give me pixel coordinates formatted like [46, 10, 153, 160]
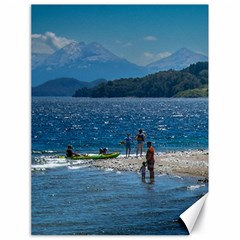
[139, 161, 147, 180]
[146, 141, 155, 181]
[135, 129, 146, 157]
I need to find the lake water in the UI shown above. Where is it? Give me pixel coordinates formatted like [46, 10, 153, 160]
[32, 97, 208, 154]
[32, 97, 208, 235]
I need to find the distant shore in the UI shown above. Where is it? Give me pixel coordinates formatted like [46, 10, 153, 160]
[91, 150, 208, 179]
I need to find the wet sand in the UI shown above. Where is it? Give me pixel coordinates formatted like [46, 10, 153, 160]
[92, 150, 208, 179]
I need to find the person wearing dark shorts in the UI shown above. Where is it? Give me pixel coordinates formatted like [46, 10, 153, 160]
[146, 141, 155, 181]
[135, 129, 146, 157]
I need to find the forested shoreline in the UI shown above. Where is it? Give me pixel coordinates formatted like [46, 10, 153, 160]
[73, 62, 208, 98]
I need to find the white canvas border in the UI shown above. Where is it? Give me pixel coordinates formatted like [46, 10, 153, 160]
[1, 0, 240, 239]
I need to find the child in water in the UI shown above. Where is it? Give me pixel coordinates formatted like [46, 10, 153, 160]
[139, 161, 146, 179]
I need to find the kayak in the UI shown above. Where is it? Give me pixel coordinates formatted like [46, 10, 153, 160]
[64, 152, 121, 160]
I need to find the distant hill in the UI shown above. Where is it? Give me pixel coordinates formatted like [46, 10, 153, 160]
[73, 62, 208, 98]
[32, 77, 107, 96]
[147, 48, 208, 73]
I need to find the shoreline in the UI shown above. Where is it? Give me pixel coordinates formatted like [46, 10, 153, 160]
[91, 150, 208, 179]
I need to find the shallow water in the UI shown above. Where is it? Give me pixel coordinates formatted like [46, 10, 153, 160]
[32, 166, 207, 235]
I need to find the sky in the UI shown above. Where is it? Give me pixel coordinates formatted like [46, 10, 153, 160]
[32, 5, 208, 66]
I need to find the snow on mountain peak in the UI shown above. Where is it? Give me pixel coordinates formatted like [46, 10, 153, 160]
[147, 48, 208, 72]
[56, 41, 119, 63]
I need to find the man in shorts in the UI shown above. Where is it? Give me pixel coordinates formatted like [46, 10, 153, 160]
[146, 141, 155, 181]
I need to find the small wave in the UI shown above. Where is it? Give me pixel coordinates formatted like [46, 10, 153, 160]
[32, 162, 69, 171]
[171, 175, 184, 180]
[68, 165, 90, 170]
[105, 168, 114, 172]
[31, 166, 46, 172]
[157, 173, 167, 177]
[32, 155, 87, 171]
[187, 184, 205, 190]
[32, 150, 58, 155]
[32, 150, 42, 154]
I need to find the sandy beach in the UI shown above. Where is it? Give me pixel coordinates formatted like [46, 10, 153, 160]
[91, 150, 208, 179]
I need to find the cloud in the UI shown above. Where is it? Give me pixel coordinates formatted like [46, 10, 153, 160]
[123, 42, 133, 47]
[32, 32, 76, 54]
[143, 52, 155, 59]
[143, 51, 172, 63]
[115, 40, 133, 47]
[144, 35, 158, 41]
[156, 52, 172, 59]
[115, 40, 122, 44]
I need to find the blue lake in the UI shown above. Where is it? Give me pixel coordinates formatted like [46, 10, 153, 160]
[32, 97, 208, 154]
[32, 97, 208, 235]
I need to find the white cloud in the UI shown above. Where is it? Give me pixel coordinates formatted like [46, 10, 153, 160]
[115, 40, 133, 47]
[123, 42, 133, 47]
[115, 40, 122, 44]
[156, 51, 172, 59]
[32, 32, 76, 54]
[144, 35, 158, 41]
[143, 51, 172, 63]
[143, 52, 155, 59]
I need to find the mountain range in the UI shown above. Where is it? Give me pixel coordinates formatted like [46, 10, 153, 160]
[32, 41, 208, 87]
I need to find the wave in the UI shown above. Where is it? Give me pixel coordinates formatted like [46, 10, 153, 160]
[31, 155, 91, 172]
[187, 184, 205, 190]
[32, 150, 59, 155]
[68, 165, 91, 170]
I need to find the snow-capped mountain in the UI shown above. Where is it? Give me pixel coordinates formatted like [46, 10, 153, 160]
[42, 42, 121, 67]
[32, 53, 51, 69]
[32, 42, 147, 86]
[147, 48, 208, 73]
